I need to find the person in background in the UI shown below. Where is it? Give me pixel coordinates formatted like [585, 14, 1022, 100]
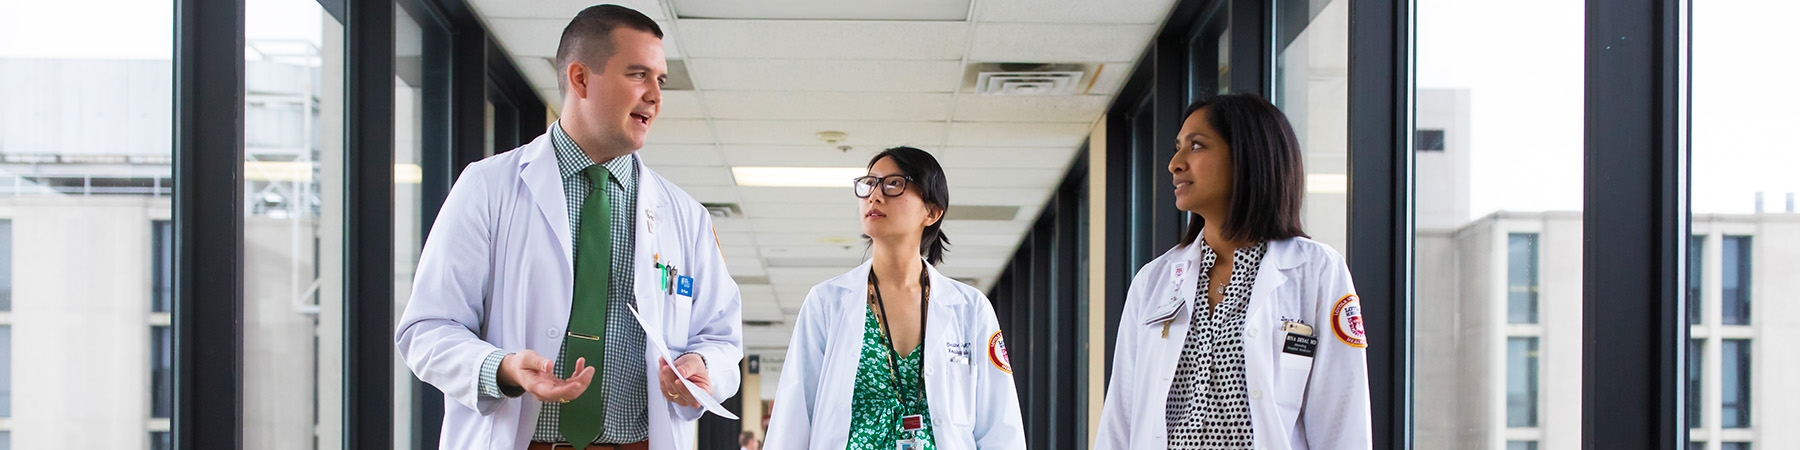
[763, 147, 1026, 450]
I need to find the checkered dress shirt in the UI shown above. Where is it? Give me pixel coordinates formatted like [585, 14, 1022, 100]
[476, 122, 649, 444]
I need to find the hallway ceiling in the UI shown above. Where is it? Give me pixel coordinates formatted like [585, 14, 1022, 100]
[466, 0, 1178, 352]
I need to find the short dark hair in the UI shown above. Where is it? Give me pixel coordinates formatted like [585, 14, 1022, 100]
[1177, 92, 1308, 247]
[555, 4, 662, 95]
[866, 147, 953, 265]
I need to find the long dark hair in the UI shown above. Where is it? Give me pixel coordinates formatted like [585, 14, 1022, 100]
[1177, 92, 1308, 247]
[866, 146, 952, 264]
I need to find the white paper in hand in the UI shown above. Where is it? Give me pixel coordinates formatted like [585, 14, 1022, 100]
[629, 303, 739, 420]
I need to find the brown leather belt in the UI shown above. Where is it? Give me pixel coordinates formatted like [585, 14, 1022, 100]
[526, 441, 648, 450]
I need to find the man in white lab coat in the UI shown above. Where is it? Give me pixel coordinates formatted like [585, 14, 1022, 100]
[395, 5, 742, 450]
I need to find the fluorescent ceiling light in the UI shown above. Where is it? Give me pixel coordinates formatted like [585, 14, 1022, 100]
[671, 0, 971, 21]
[732, 166, 866, 188]
[1307, 173, 1348, 194]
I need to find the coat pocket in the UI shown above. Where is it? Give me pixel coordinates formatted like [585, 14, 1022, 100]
[1276, 351, 1315, 427]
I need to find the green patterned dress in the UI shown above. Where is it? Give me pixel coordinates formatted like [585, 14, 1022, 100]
[846, 307, 937, 450]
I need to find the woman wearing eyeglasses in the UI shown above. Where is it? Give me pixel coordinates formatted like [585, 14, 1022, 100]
[763, 147, 1026, 450]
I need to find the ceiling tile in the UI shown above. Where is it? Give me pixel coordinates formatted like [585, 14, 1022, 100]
[935, 146, 1080, 170]
[750, 218, 862, 233]
[670, 185, 740, 203]
[742, 201, 858, 220]
[725, 258, 767, 276]
[948, 187, 1060, 206]
[713, 120, 945, 147]
[732, 186, 849, 204]
[719, 145, 898, 167]
[688, 59, 963, 92]
[766, 267, 855, 288]
[676, 20, 966, 60]
[703, 92, 955, 121]
[517, 56, 559, 92]
[487, 19, 681, 59]
[651, 165, 735, 186]
[946, 122, 1091, 147]
[658, 90, 707, 119]
[942, 168, 1064, 188]
[469, 0, 669, 20]
[953, 94, 1110, 123]
[976, 0, 1175, 24]
[645, 119, 714, 144]
[637, 143, 724, 166]
[968, 23, 1156, 62]
[1084, 62, 1135, 95]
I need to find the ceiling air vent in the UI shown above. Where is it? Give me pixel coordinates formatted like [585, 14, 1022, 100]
[744, 320, 784, 328]
[966, 63, 1094, 96]
[702, 202, 743, 220]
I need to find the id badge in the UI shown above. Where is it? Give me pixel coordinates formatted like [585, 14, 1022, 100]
[899, 414, 925, 431]
[896, 439, 921, 450]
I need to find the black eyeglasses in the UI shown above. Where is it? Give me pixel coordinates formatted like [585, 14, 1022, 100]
[852, 175, 913, 198]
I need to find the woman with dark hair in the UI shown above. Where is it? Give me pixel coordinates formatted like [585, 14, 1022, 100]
[763, 147, 1026, 450]
[1095, 93, 1371, 450]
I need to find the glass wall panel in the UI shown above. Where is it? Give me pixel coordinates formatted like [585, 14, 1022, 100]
[1273, 0, 1349, 254]
[1691, 2, 1796, 447]
[1413, 0, 1585, 447]
[242, 0, 345, 448]
[0, 0, 177, 447]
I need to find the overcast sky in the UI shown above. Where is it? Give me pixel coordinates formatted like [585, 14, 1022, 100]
[5, 0, 1791, 215]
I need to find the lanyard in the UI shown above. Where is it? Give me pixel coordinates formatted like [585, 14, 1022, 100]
[868, 266, 931, 414]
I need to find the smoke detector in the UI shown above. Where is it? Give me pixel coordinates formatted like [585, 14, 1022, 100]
[816, 131, 852, 152]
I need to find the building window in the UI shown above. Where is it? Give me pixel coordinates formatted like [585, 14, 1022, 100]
[1, 325, 9, 418]
[1722, 443, 1750, 450]
[151, 431, 171, 450]
[0, 220, 10, 310]
[151, 325, 172, 418]
[152, 220, 172, 313]
[1721, 339, 1751, 428]
[1507, 337, 1539, 427]
[1721, 236, 1751, 325]
[1507, 441, 1537, 450]
[1507, 233, 1539, 324]
[1688, 236, 1703, 325]
[1416, 129, 1447, 151]
[1688, 339, 1703, 428]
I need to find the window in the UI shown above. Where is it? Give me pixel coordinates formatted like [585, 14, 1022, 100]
[1720, 339, 1750, 428]
[151, 220, 173, 420]
[2, 0, 175, 446]
[151, 324, 172, 418]
[1687, 339, 1702, 429]
[0, 325, 9, 418]
[1413, 0, 1584, 446]
[1415, 129, 1446, 151]
[1506, 337, 1539, 428]
[1720, 236, 1750, 325]
[1722, 443, 1750, 450]
[1507, 441, 1537, 450]
[0, 220, 10, 310]
[242, 0, 344, 446]
[1274, 0, 1350, 254]
[1507, 233, 1539, 324]
[1688, 236, 1703, 325]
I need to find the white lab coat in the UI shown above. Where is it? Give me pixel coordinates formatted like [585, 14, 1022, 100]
[763, 259, 1027, 450]
[1095, 237, 1370, 450]
[394, 131, 743, 450]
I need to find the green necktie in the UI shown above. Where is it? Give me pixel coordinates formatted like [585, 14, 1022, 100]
[561, 165, 614, 445]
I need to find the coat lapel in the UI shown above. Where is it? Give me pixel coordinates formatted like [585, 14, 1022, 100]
[516, 134, 573, 270]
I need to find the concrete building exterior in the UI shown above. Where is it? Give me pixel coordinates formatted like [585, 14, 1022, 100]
[1411, 87, 1799, 450]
